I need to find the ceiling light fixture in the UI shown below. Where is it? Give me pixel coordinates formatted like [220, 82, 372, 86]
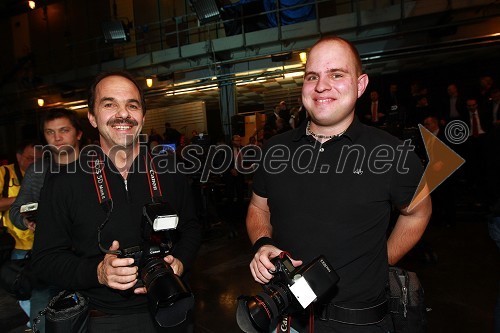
[68, 104, 88, 110]
[299, 52, 307, 64]
[283, 71, 305, 79]
[165, 83, 218, 96]
[28, 1, 36, 9]
[37, 98, 44, 107]
[146, 78, 153, 88]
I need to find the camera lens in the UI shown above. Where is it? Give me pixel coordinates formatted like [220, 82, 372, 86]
[236, 284, 292, 332]
[141, 257, 194, 327]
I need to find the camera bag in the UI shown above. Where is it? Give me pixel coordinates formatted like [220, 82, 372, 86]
[34, 290, 89, 333]
[387, 266, 427, 333]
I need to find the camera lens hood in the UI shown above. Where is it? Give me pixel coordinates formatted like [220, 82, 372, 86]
[154, 292, 194, 327]
[236, 297, 258, 333]
[236, 290, 284, 333]
[148, 272, 194, 327]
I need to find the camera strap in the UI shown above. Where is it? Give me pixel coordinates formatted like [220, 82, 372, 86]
[2, 166, 10, 199]
[91, 156, 113, 214]
[91, 151, 163, 255]
[91, 152, 162, 209]
[142, 152, 163, 202]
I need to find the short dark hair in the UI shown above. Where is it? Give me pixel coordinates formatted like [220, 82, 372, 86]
[39, 108, 83, 137]
[87, 70, 145, 116]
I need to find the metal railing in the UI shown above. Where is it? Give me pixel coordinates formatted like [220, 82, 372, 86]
[23, 0, 414, 78]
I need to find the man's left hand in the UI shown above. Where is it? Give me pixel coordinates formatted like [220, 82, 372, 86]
[133, 255, 184, 294]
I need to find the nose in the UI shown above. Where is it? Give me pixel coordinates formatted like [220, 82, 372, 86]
[314, 76, 331, 93]
[116, 105, 131, 119]
[54, 132, 63, 141]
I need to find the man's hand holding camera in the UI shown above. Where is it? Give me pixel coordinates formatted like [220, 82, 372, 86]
[250, 244, 302, 284]
[97, 240, 185, 295]
[132, 255, 184, 295]
[23, 217, 36, 231]
[98, 240, 138, 291]
[239, 250, 339, 331]
[164, 254, 184, 276]
[20, 202, 38, 231]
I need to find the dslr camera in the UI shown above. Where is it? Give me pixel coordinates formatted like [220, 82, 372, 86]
[236, 253, 339, 333]
[119, 201, 194, 328]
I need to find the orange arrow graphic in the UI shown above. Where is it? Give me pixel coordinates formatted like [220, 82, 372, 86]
[408, 125, 465, 211]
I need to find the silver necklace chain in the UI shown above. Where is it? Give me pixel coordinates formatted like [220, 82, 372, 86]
[306, 121, 347, 139]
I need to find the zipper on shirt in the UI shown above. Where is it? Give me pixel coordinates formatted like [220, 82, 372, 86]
[123, 179, 131, 202]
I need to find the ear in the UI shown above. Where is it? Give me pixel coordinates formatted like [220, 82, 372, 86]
[76, 130, 83, 141]
[88, 112, 97, 128]
[357, 74, 369, 98]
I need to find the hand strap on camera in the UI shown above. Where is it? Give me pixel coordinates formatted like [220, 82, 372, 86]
[274, 251, 314, 333]
[275, 306, 314, 333]
[91, 150, 163, 255]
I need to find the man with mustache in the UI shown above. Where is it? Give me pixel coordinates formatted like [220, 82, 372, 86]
[247, 36, 431, 332]
[10, 108, 83, 332]
[32, 71, 202, 332]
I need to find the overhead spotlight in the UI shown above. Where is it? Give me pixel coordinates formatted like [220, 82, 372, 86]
[189, 0, 221, 25]
[28, 1, 36, 9]
[299, 52, 307, 64]
[101, 21, 130, 43]
[146, 78, 153, 88]
[37, 98, 44, 107]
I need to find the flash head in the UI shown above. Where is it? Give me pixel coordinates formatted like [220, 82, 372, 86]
[143, 202, 179, 231]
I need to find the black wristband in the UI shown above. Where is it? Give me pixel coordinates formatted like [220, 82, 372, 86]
[252, 237, 275, 254]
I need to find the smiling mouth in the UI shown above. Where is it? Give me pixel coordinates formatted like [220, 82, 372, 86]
[112, 125, 133, 130]
[315, 98, 335, 103]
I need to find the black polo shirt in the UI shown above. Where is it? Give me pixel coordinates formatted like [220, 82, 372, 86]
[252, 118, 423, 307]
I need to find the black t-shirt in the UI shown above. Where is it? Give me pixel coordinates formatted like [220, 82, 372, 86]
[252, 118, 423, 307]
[32, 146, 202, 314]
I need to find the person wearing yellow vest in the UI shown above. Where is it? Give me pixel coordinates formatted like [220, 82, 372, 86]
[0, 141, 41, 328]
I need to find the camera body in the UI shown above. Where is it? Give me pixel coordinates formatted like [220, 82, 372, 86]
[236, 253, 339, 333]
[119, 201, 194, 328]
[120, 202, 179, 275]
[20, 202, 38, 222]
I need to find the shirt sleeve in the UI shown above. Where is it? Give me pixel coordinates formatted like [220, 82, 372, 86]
[249, 144, 268, 198]
[31, 173, 102, 290]
[389, 148, 424, 208]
